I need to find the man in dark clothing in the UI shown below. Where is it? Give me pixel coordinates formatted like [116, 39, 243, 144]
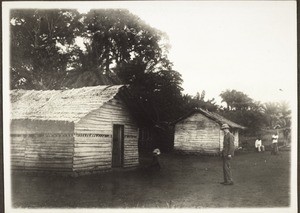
[220, 123, 235, 185]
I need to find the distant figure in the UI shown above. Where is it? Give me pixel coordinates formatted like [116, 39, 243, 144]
[150, 148, 161, 169]
[271, 132, 279, 155]
[220, 124, 235, 186]
[255, 137, 265, 152]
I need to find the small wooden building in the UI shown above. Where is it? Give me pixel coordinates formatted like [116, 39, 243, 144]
[172, 108, 245, 154]
[10, 85, 139, 175]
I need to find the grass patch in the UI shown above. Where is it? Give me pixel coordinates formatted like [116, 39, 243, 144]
[11, 151, 290, 208]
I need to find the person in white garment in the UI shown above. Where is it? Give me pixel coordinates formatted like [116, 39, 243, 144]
[255, 137, 265, 152]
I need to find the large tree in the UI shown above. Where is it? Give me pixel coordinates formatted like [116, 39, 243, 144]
[113, 56, 184, 124]
[220, 89, 253, 111]
[63, 9, 170, 88]
[219, 90, 266, 132]
[175, 90, 219, 120]
[10, 9, 83, 89]
[63, 9, 184, 124]
[262, 101, 291, 128]
[219, 89, 291, 132]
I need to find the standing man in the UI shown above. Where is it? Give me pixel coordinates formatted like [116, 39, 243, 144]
[220, 124, 235, 185]
[271, 131, 279, 155]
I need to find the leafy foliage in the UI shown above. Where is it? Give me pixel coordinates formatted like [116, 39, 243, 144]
[262, 101, 291, 128]
[114, 58, 184, 124]
[63, 9, 170, 88]
[219, 90, 291, 133]
[181, 90, 219, 113]
[220, 89, 253, 111]
[10, 9, 83, 89]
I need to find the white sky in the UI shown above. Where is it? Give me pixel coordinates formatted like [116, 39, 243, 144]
[77, 1, 296, 105]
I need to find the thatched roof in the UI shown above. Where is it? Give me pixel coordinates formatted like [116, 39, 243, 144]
[172, 108, 246, 130]
[10, 85, 125, 122]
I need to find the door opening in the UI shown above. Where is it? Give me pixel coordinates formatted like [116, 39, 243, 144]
[112, 124, 124, 167]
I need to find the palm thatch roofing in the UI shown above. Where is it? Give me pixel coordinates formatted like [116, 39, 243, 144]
[172, 108, 246, 130]
[10, 85, 125, 123]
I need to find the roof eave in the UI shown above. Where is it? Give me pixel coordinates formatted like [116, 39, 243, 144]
[172, 108, 246, 130]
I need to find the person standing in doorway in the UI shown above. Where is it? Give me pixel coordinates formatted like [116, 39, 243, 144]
[220, 124, 235, 185]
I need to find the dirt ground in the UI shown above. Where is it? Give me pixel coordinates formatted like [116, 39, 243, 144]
[10, 151, 291, 208]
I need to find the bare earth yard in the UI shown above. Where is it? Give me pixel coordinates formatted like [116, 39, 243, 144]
[11, 151, 290, 208]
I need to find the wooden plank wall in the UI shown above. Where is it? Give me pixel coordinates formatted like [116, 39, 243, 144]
[73, 135, 112, 171]
[174, 113, 221, 154]
[219, 130, 223, 151]
[74, 96, 139, 172]
[233, 131, 239, 148]
[10, 120, 74, 171]
[11, 135, 25, 169]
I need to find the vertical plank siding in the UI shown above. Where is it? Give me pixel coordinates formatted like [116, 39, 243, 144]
[10, 120, 75, 171]
[74, 97, 139, 172]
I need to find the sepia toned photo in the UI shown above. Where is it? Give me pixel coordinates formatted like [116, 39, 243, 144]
[2, 1, 297, 212]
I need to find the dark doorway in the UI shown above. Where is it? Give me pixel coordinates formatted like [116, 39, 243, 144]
[112, 124, 124, 167]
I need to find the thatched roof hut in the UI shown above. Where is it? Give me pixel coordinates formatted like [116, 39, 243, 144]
[172, 108, 246, 154]
[10, 85, 140, 175]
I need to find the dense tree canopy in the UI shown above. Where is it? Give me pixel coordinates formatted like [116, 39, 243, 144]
[10, 9, 83, 89]
[62, 9, 171, 88]
[220, 89, 253, 111]
[262, 101, 291, 128]
[219, 90, 291, 133]
[181, 91, 218, 113]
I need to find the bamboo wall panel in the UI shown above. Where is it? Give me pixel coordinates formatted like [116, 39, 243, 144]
[11, 120, 74, 134]
[234, 131, 239, 147]
[174, 113, 221, 154]
[11, 135, 25, 169]
[10, 119, 75, 171]
[11, 137, 25, 169]
[74, 97, 139, 171]
[73, 136, 112, 168]
[24, 135, 74, 171]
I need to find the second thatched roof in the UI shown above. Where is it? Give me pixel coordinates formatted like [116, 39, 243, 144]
[172, 108, 246, 130]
